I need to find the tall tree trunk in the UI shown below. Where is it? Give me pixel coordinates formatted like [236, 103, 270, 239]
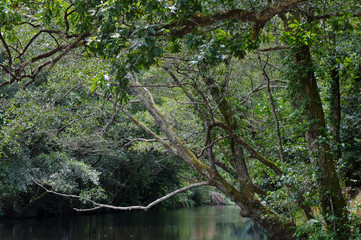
[288, 43, 347, 232]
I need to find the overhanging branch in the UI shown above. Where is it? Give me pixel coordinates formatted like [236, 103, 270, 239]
[34, 180, 209, 212]
[158, 0, 309, 38]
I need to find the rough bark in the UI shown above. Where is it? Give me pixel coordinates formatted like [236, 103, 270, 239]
[288, 43, 347, 231]
[159, 0, 309, 38]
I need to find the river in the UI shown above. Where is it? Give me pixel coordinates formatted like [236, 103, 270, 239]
[0, 205, 268, 240]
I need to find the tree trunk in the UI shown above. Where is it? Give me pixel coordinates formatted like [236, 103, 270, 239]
[211, 173, 296, 240]
[288, 43, 347, 232]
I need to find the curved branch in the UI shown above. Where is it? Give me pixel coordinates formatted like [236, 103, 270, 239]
[0, 31, 13, 67]
[198, 133, 231, 158]
[34, 180, 208, 212]
[64, 3, 76, 35]
[21, 31, 91, 88]
[159, 0, 308, 37]
[163, 65, 208, 126]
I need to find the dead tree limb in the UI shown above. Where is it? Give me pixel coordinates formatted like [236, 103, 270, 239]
[34, 179, 208, 212]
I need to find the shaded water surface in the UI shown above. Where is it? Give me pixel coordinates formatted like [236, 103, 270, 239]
[0, 205, 268, 240]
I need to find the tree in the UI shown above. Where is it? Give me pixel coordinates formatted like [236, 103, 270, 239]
[1, 0, 361, 239]
[0, 54, 192, 216]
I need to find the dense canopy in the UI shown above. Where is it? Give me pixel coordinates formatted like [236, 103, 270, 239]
[1, 0, 361, 239]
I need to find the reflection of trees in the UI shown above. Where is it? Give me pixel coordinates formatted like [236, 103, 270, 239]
[0, 217, 74, 240]
[0, 206, 268, 240]
[215, 219, 267, 240]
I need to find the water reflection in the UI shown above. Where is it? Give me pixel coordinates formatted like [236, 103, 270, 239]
[0, 206, 268, 240]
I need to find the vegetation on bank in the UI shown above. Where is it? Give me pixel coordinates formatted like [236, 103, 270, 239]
[1, 0, 361, 239]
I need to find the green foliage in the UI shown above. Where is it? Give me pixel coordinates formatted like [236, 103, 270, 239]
[1, 1, 361, 239]
[294, 218, 336, 240]
[40, 152, 101, 193]
[0, 49, 189, 216]
[79, 187, 107, 203]
[283, 20, 317, 46]
[340, 83, 361, 189]
[295, 213, 361, 240]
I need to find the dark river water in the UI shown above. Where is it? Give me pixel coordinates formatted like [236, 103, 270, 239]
[0, 205, 268, 240]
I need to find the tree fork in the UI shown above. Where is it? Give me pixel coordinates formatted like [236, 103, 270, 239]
[129, 74, 296, 239]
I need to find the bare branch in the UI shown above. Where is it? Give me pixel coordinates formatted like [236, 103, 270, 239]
[19, 31, 44, 59]
[266, 62, 280, 70]
[191, 81, 216, 123]
[258, 55, 285, 162]
[17, 30, 64, 61]
[0, 63, 12, 75]
[34, 180, 208, 212]
[103, 102, 118, 132]
[214, 160, 234, 174]
[0, 80, 13, 88]
[120, 107, 179, 155]
[20, 42, 66, 70]
[22, 31, 91, 88]
[253, 183, 267, 196]
[239, 84, 264, 105]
